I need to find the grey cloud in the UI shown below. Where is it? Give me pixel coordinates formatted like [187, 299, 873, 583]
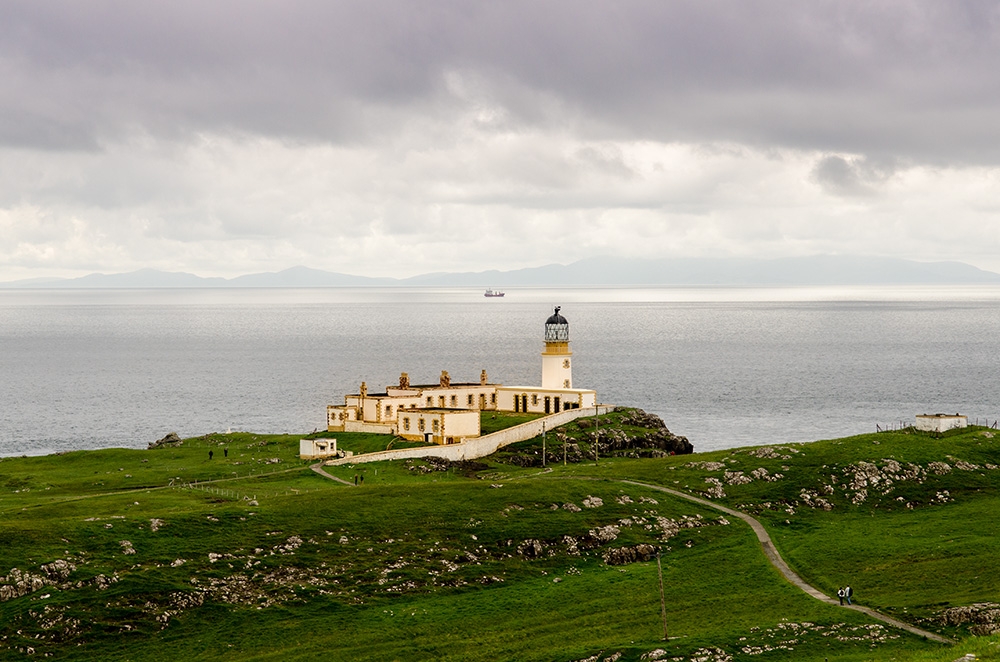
[811, 155, 896, 197]
[2, 2, 1000, 164]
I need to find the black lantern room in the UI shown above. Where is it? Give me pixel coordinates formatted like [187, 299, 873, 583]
[544, 306, 569, 342]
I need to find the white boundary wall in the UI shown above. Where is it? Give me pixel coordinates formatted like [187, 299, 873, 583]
[915, 414, 968, 433]
[324, 406, 608, 466]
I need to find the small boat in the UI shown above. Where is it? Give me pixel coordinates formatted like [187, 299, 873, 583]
[484, 288, 505, 298]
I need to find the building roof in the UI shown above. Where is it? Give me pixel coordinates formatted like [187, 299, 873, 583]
[546, 306, 568, 325]
[406, 382, 498, 389]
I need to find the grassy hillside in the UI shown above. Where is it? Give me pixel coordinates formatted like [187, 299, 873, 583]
[1, 416, 998, 660]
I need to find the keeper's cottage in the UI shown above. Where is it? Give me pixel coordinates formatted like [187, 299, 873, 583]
[327, 307, 597, 444]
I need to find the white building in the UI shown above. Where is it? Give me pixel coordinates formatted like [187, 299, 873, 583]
[326, 307, 597, 443]
[299, 437, 343, 460]
[915, 413, 968, 433]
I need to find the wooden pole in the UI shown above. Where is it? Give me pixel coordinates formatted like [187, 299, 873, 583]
[542, 421, 546, 468]
[657, 552, 668, 641]
[594, 405, 599, 464]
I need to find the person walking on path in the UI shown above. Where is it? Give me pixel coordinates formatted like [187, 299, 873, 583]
[845, 586, 853, 605]
[354, 474, 358, 486]
[837, 588, 845, 606]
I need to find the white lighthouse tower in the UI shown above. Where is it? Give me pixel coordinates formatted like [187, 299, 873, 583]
[541, 306, 572, 389]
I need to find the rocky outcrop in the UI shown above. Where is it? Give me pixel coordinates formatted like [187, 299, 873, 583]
[501, 408, 693, 467]
[148, 432, 183, 449]
[0, 569, 47, 601]
[582, 409, 693, 456]
[603, 544, 658, 565]
[0, 560, 77, 602]
[937, 603, 1000, 635]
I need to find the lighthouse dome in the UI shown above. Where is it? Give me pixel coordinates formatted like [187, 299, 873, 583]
[546, 308, 568, 325]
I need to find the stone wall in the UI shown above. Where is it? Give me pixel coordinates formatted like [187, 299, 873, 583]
[324, 406, 606, 466]
[343, 421, 395, 435]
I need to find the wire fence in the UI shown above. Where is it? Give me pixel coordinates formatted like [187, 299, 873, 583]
[172, 479, 317, 501]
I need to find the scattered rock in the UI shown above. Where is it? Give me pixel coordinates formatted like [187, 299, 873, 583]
[518, 539, 544, 558]
[92, 573, 118, 591]
[588, 525, 620, 544]
[0, 568, 47, 601]
[40, 559, 75, 582]
[603, 544, 658, 565]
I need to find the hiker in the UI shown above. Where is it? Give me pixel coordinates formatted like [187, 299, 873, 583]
[354, 474, 358, 486]
[837, 588, 845, 605]
[224, 448, 228, 458]
[209, 450, 214, 460]
[845, 586, 853, 605]
[360, 474, 364, 485]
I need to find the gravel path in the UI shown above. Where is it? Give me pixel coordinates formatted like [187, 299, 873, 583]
[310, 462, 355, 486]
[620, 479, 953, 645]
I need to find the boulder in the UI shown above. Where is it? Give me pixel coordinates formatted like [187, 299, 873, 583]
[149, 432, 183, 449]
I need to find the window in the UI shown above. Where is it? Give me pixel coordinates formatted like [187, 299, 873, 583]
[563, 359, 571, 369]
[426, 396, 433, 406]
[532, 394, 539, 405]
[385, 405, 392, 417]
[438, 396, 445, 407]
[564, 379, 570, 388]
[403, 417, 410, 431]
[418, 418, 426, 432]
[432, 419, 439, 432]
[450, 395, 457, 406]
[467, 394, 474, 406]
[491, 393, 496, 404]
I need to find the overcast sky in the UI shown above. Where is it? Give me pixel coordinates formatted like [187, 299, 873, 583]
[3, 1, 1000, 280]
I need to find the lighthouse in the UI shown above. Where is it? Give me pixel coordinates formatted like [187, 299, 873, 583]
[328, 303, 596, 427]
[541, 306, 572, 389]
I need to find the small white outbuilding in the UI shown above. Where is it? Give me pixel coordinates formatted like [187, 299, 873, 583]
[915, 413, 968, 433]
[299, 438, 340, 460]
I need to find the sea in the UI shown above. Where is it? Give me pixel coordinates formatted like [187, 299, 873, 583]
[2, 285, 1000, 457]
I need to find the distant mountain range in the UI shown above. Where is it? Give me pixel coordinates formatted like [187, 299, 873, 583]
[3, 256, 1000, 289]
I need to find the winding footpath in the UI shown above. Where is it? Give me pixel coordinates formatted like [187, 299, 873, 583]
[310, 462, 355, 486]
[620, 480, 953, 645]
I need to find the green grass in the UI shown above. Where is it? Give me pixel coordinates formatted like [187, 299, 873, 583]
[479, 410, 544, 435]
[2, 421, 998, 660]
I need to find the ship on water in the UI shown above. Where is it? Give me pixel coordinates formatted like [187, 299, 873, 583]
[484, 288, 505, 297]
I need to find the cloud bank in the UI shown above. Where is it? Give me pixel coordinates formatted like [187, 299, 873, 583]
[3, 1, 1000, 279]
